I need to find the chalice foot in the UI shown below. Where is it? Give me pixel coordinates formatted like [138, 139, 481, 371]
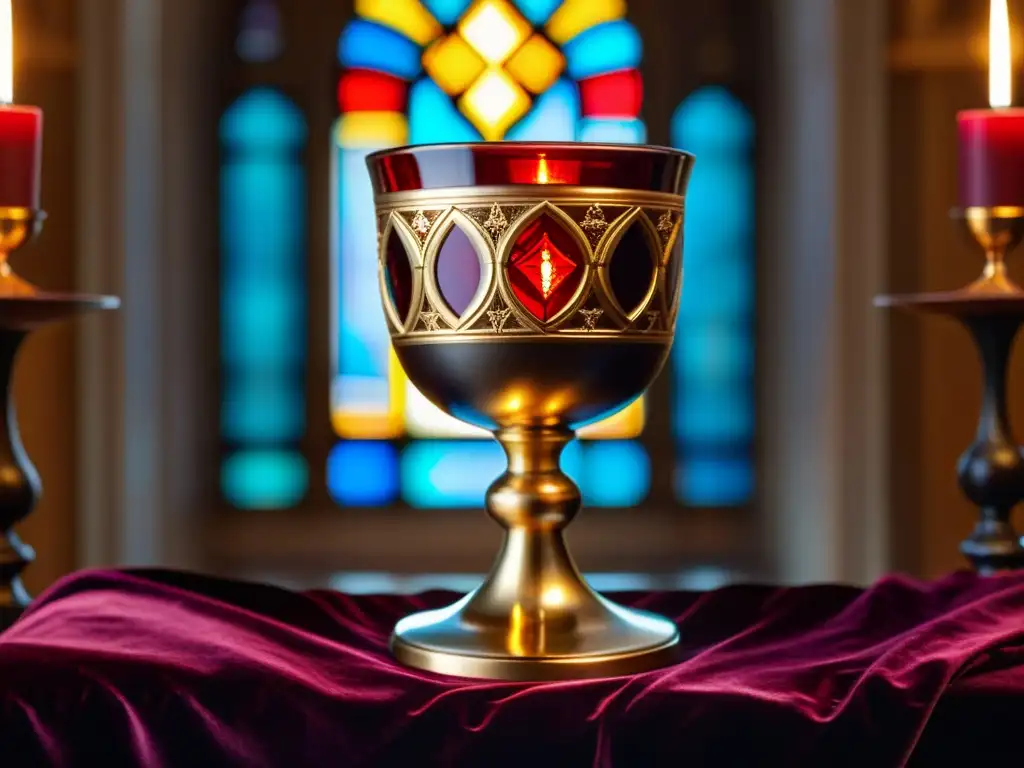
[391, 426, 679, 681]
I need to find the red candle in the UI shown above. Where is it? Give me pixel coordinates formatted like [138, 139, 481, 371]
[0, 1, 41, 209]
[959, 109, 1024, 207]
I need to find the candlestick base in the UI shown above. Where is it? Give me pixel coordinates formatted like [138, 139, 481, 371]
[0, 293, 119, 631]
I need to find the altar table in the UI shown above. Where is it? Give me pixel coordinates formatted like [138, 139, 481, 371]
[1, 569, 1023, 766]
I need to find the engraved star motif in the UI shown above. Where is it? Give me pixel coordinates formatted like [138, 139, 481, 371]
[411, 210, 431, 237]
[656, 211, 674, 240]
[483, 203, 508, 239]
[580, 308, 603, 331]
[580, 205, 608, 237]
[644, 311, 661, 332]
[422, 311, 441, 331]
[487, 307, 513, 333]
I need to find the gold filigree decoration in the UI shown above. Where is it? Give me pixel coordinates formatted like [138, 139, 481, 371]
[483, 203, 508, 239]
[488, 307, 514, 333]
[580, 205, 608, 238]
[644, 311, 661, 332]
[580, 308, 603, 331]
[656, 211, 674, 242]
[422, 311, 442, 331]
[411, 210, 431, 236]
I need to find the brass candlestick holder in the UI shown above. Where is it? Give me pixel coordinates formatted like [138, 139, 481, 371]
[367, 142, 692, 680]
[0, 207, 119, 630]
[876, 206, 1024, 574]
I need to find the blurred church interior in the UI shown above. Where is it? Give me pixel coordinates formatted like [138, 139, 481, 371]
[8, 0, 1016, 599]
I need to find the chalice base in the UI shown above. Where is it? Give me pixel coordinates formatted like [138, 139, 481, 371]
[390, 530, 679, 681]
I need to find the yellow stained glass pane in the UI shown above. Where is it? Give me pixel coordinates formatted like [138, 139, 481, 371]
[459, 68, 530, 140]
[579, 398, 645, 439]
[546, 0, 626, 45]
[332, 347, 407, 439]
[422, 34, 486, 95]
[458, 0, 532, 64]
[405, 380, 489, 438]
[506, 33, 565, 94]
[336, 112, 409, 148]
[355, 0, 442, 47]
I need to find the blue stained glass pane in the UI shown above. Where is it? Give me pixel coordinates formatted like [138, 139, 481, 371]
[423, 0, 473, 24]
[676, 387, 755, 443]
[672, 86, 754, 152]
[671, 86, 755, 506]
[409, 79, 481, 144]
[577, 117, 645, 144]
[563, 21, 641, 79]
[328, 442, 400, 506]
[220, 88, 307, 149]
[506, 78, 579, 141]
[677, 324, 755, 382]
[680, 254, 755, 320]
[222, 282, 305, 367]
[222, 378, 305, 442]
[516, 0, 564, 25]
[334, 139, 393, 416]
[580, 441, 650, 507]
[402, 441, 505, 508]
[223, 450, 308, 509]
[337, 20, 421, 79]
[676, 456, 754, 507]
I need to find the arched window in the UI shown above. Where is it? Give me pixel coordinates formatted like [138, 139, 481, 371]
[329, 0, 651, 510]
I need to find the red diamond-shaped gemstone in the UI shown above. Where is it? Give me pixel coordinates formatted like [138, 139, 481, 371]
[508, 214, 584, 321]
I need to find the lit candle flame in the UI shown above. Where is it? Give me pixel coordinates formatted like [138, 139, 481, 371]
[536, 155, 550, 184]
[540, 247, 553, 297]
[990, 0, 1012, 108]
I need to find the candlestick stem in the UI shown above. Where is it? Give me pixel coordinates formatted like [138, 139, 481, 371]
[957, 314, 1024, 573]
[0, 328, 38, 628]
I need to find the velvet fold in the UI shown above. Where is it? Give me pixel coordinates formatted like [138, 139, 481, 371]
[3, 569, 1024, 767]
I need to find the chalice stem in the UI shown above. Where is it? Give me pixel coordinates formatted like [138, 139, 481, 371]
[958, 315, 1024, 573]
[476, 426, 587, 640]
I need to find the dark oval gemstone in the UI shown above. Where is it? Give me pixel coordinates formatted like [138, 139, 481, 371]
[384, 228, 414, 324]
[507, 212, 586, 322]
[608, 220, 656, 316]
[435, 224, 482, 317]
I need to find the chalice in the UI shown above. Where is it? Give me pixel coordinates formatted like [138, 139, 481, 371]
[366, 142, 693, 680]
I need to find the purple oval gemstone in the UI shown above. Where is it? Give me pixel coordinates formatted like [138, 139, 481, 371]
[435, 225, 482, 317]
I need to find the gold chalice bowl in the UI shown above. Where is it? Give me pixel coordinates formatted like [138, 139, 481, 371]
[366, 142, 694, 681]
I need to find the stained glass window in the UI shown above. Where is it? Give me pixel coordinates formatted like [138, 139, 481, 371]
[219, 0, 759, 515]
[330, 0, 650, 510]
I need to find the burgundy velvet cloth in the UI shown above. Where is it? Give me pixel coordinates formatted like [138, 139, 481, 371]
[2, 570, 1024, 767]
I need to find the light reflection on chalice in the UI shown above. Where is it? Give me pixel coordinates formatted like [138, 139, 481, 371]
[366, 142, 693, 680]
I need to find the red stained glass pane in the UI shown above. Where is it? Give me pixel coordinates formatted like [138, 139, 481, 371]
[436, 224, 482, 317]
[338, 69, 407, 113]
[579, 70, 643, 118]
[384, 229, 414, 323]
[367, 143, 693, 195]
[508, 213, 584, 322]
[608, 221, 655, 315]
